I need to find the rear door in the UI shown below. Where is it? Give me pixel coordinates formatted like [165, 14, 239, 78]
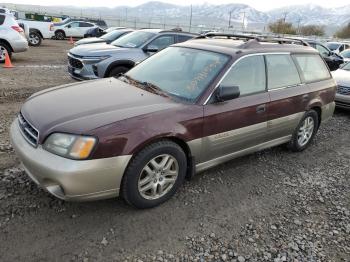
[265, 54, 309, 141]
[202, 54, 269, 163]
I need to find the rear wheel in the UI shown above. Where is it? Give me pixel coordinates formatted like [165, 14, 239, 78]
[55, 30, 65, 40]
[29, 32, 42, 46]
[288, 110, 319, 152]
[108, 66, 129, 77]
[121, 141, 187, 209]
[0, 42, 12, 63]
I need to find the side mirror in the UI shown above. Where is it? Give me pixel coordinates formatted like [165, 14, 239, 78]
[216, 85, 240, 102]
[66, 25, 71, 28]
[144, 45, 159, 53]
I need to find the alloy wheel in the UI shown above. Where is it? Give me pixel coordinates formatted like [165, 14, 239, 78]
[138, 154, 179, 200]
[0, 45, 8, 61]
[297, 116, 315, 147]
[29, 33, 40, 45]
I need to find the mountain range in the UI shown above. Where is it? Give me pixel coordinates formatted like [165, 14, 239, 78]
[2, 1, 350, 34]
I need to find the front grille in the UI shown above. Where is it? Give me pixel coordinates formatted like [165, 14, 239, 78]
[18, 112, 39, 147]
[337, 85, 350, 95]
[68, 55, 83, 69]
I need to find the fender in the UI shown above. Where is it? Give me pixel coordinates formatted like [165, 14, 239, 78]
[29, 28, 43, 39]
[104, 60, 136, 77]
[0, 39, 14, 52]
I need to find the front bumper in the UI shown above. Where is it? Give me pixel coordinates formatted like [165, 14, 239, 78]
[335, 93, 350, 109]
[10, 120, 132, 201]
[67, 53, 101, 81]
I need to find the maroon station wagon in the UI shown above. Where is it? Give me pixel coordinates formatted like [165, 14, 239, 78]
[10, 34, 336, 208]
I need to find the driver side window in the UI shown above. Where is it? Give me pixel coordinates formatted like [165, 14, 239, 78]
[316, 44, 330, 58]
[148, 35, 175, 51]
[68, 22, 79, 28]
[220, 55, 266, 96]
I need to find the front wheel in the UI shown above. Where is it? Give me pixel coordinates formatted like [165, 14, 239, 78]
[55, 31, 65, 40]
[288, 110, 319, 152]
[121, 141, 187, 209]
[108, 66, 129, 77]
[29, 32, 42, 46]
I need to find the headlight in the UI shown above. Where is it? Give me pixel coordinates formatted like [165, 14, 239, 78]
[82, 55, 110, 62]
[43, 133, 97, 160]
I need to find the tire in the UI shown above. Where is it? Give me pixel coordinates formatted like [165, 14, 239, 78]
[121, 140, 187, 209]
[0, 42, 12, 63]
[55, 30, 66, 40]
[108, 66, 129, 77]
[29, 32, 42, 47]
[288, 110, 319, 152]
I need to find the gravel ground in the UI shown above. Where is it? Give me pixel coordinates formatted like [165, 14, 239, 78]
[0, 40, 349, 262]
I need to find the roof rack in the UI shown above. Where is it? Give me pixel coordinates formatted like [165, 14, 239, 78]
[196, 33, 309, 47]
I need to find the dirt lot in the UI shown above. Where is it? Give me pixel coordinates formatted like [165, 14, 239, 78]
[0, 40, 349, 262]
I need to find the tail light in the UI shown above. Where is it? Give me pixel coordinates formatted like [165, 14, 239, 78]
[11, 25, 24, 33]
[49, 23, 54, 31]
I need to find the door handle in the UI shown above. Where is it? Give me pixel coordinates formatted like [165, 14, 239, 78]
[256, 104, 266, 114]
[302, 94, 310, 101]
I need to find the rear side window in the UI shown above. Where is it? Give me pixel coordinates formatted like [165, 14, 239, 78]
[0, 15, 4, 25]
[177, 35, 193, 43]
[220, 55, 266, 96]
[293, 54, 331, 83]
[79, 22, 93, 27]
[265, 54, 301, 90]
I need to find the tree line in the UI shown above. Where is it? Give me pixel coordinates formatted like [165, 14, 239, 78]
[268, 19, 350, 38]
[268, 19, 325, 36]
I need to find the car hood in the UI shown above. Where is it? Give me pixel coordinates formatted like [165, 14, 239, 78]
[332, 69, 350, 86]
[21, 78, 180, 143]
[75, 38, 106, 46]
[70, 43, 136, 57]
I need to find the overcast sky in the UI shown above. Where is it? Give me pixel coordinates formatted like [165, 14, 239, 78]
[5, 0, 350, 11]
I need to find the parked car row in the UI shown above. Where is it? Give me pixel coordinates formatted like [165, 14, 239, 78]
[11, 32, 346, 209]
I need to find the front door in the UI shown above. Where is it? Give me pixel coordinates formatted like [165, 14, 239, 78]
[202, 54, 269, 163]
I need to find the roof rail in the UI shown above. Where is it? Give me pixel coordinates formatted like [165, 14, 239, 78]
[196, 33, 309, 47]
[196, 33, 260, 41]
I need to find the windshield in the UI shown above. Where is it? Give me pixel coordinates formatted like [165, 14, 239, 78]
[125, 47, 230, 102]
[326, 43, 341, 51]
[341, 62, 350, 71]
[100, 30, 127, 41]
[111, 31, 155, 48]
[340, 50, 350, 58]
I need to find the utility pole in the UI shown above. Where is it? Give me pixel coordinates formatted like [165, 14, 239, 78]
[125, 8, 128, 21]
[189, 4, 192, 32]
[297, 18, 302, 35]
[241, 11, 246, 31]
[228, 10, 232, 29]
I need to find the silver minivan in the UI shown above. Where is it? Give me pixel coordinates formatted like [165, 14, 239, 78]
[0, 13, 28, 62]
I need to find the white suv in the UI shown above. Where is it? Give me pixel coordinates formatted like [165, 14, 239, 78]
[0, 13, 28, 62]
[54, 21, 97, 40]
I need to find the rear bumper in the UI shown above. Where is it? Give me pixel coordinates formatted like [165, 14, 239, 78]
[335, 93, 350, 109]
[10, 120, 132, 201]
[11, 38, 29, 53]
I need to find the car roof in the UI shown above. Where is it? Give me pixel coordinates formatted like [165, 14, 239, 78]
[174, 37, 318, 56]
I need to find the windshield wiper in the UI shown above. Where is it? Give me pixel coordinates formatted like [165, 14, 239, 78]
[139, 81, 169, 97]
[118, 75, 168, 97]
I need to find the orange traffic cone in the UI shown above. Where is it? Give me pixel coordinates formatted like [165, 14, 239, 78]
[68, 36, 74, 44]
[3, 52, 14, 68]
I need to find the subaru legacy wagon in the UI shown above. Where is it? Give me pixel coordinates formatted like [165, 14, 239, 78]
[11, 34, 336, 208]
